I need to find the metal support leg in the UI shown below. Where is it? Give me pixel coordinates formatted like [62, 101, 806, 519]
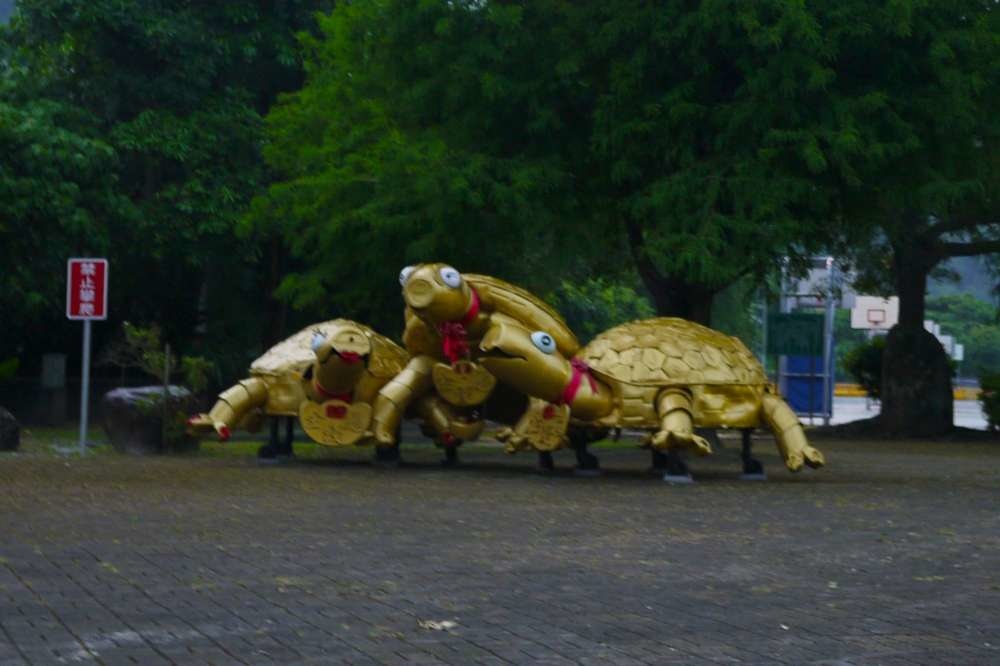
[537, 451, 555, 473]
[662, 450, 693, 484]
[740, 428, 766, 480]
[257, 418, 280, 461]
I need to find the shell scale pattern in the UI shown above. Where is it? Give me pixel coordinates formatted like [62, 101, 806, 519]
[250, 319, 409, 379]
[581, 318, 766, 387]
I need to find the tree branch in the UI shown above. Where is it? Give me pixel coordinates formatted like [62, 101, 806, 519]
[927, 213, 992, 236]
[938, 238, 1000, 257]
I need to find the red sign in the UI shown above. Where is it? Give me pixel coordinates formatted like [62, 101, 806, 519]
[66, 258, 109, 320]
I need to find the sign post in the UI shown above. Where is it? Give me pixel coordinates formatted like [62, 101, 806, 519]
[67, 258, 108, 454]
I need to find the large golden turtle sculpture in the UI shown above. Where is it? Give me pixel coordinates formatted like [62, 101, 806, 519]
[371, 263, 582, 463]
[479, 316, 825, 477]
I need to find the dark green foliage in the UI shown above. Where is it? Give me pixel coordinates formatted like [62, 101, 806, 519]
[1, 0, 331, 379]
[843, 336, 887, 399]
[834, 310, 869, 381]
[979, 373, 1000, 431]
[926, 294, 1000, 379]
[252, 0, 844, 327]
[547, 278, 654, 344]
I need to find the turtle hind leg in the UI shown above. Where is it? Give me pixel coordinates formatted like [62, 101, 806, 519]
[759, 393, 825, 471]
[651, 389, 712, 456]
[190, 377, 268, 441]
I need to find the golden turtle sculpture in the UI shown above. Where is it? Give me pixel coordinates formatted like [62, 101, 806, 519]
[479, 316, 825, 477]
[188, 319, 465, 461]
[187, 320, 407, 459]
[371, 264, 581, 463]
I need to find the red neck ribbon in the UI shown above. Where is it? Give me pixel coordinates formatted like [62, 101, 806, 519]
[437, 288, 481, 363]
[313, 379, 352, 404]
[560, 358, 597, 405]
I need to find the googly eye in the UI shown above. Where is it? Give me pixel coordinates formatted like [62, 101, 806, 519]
[311, 331, 326, 352]
[530, 331, 557, 355]
[399, 265, 416, 286]
[439, 266, 462, 289]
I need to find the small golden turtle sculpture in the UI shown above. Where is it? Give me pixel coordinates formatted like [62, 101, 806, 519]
[370, 263, 581, 453]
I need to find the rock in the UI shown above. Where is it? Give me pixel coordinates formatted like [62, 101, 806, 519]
[0, 406, 19, 451]
[101, 386, 199, 455]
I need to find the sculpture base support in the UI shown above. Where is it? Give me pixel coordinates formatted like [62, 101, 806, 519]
[258, 417, 295, 464]
[537, 451, 555, 473]
[441, 445, 459, 467]
[571, 431, 600, 477]
[661, 449, 693, 484]
[739, 429, 766, 481]
[373, 443, 401, 467]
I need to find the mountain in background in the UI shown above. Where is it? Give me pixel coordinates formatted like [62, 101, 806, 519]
[930, 256, 997, 304]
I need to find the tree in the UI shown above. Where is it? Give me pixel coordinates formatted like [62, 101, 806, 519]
[2, 0, 331, 377]
[0, 61, 133, 356]
[252, 1, 840, 331]
[834, 2, 1000, 435]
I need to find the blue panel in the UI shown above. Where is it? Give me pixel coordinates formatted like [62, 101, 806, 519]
[785, 355, 825, 414]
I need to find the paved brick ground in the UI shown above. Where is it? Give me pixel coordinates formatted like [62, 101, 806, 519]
[1, 432, 999, 665]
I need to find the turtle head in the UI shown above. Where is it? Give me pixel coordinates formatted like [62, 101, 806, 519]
[309, 323, 372, 395]
[479, 318, 571, 403]
[399, 263, 473, 324]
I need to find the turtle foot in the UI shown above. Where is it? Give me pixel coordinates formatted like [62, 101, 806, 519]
[652, 430, 713, 456]
[803, 446, 825, 469]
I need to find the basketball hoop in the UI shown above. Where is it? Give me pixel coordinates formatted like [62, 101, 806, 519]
[867, 309, 886, 325]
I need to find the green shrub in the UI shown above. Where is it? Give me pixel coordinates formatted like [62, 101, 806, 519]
[979, 373, 1000, 431]
[843, 336, 886, 399]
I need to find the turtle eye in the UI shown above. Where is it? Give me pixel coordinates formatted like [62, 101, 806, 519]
[439, 266, 462, 289]
[399, 265, 416, 286]
[311, 331, 326, 352]
[530, 331, 557, 355]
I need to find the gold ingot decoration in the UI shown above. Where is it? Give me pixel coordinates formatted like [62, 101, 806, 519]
[432, 360, 497, 406]
[299, 400, 372, 446]
[480, 317, 825, 472]
[509, 398, 570, 452]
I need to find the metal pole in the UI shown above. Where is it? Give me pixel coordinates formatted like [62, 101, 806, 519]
[162, 344, 171, 449]
[78, 319, 92, 455]
[822, 257, 836, 426]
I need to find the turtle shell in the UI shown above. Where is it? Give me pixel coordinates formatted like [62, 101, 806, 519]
[250, 319, 408, 379]
[467, 274, 580, 357]
[581, 318, 766, 387]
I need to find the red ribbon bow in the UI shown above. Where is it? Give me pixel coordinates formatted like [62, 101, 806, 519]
[560, 358, 597, 405]
[437, 288, 481, 363]
[438, 322, 469, 363]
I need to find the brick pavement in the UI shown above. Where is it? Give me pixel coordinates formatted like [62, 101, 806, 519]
[1, 434, 999, 664]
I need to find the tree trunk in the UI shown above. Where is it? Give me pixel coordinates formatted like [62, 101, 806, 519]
[263, 236, 288, 348]
[626, 219, 715, 324]
[879, 235, 953, 436]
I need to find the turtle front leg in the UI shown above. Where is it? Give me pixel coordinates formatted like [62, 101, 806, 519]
[650, 388, 712, 456]
[759, 393, 825, 471]
[371, 355, 436, 446]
